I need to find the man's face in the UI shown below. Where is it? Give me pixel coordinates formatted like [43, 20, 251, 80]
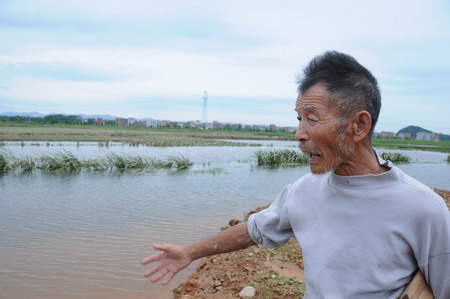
[295, 84, 354, 174]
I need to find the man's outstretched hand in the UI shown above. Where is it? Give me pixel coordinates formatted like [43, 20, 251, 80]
[142, 244, 192, 286]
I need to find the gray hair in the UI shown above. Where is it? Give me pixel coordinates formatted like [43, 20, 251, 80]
[297, 51, 381, 137]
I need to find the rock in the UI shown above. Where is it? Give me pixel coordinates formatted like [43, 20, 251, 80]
[239, 286, 256, 298]
[213, 279, 222, 287]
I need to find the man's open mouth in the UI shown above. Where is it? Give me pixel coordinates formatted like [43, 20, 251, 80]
[309, 153, 322, 160]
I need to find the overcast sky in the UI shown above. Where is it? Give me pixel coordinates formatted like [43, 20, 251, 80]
[1, 0, 449, 134]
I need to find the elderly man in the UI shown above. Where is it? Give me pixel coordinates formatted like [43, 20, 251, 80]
[142, 51, 450, 298]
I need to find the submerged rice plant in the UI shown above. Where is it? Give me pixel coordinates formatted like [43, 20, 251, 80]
[0, 153, 10, 173]
[193, 167, 224, 174]
[13, 156, 36, 171]
[168, 155, 194, 171]
[380, 152, 411, 163]
[40, 151, 83, 171]
[0, 150, 194, 174]
[83, 159, 109, 172]
[105, 153, 154, 170]
[255, 149, 308, 167]
[104, 153, 193, 171]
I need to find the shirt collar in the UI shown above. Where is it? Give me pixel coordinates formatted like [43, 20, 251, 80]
[329, 150, 403, 189]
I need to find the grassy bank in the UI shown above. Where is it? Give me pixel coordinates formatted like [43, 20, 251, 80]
[1, 123, 450, 152]
[372, 138, 450, 153]
[0, 123, 293, 145]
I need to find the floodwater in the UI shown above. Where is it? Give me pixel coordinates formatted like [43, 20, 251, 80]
[1, 141, 449, 298]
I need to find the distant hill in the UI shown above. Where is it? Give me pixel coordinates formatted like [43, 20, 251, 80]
[75, 113, 118, 120]
[1, 112, 118, 121]
[0, 111, 47, 118]
[397, 125, 450, 141]
[0, 111, 157, 123]
[397, 126, 432, 138]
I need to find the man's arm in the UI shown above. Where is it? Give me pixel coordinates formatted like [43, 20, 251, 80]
[141, 222, 255, 285]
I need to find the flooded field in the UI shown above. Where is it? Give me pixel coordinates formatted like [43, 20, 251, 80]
[1, 141, 449, 298]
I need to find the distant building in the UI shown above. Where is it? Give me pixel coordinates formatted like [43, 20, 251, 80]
[213, 121, 224, 130]
[231, 124, 241, 130]
[159, 120, 170, 127]
[381, 131, 395, 138]
[416, 131, 433, 141]
[397, 132, 412, 140]
[252, 125, 266, 131]
[127, 118, 137, 126]
[203, 123, 213, 130]
[282, 127, 297, 133]
[115, 118, 127, 126]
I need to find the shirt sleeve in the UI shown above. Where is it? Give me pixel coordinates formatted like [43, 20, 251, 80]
[247, 184, 294, 248]
[417, 195, 450, 299]
[424, 253, 450, 299]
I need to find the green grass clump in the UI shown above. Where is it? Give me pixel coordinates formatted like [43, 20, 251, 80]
[380, 152, 411, 163]
[83, 159, 109, 172]
[104, 153, 192, 171]
[41, 151, 83, 171]
[447, 155, 450, 163]
[0, 151, 195, 173]
[105, 153, 154, 170]
[168, 155, 193, 171]
[13, 156, 36, 171]
[256, 149, 308, 167]
[0, 153, 10, 173]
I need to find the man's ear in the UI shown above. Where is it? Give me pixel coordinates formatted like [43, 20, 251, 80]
[351, 111, 372, 142]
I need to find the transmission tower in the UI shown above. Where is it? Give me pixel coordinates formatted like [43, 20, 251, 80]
[202, 90, 208, 124]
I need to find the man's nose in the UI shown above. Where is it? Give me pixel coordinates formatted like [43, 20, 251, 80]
[295, 121, 308, 142]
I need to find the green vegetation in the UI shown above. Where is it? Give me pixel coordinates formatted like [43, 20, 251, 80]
[447, 155, 450, 163]
[0, 123, 293, 145]
[41, 151, 83, 171]
[193, 167, 224, 174]
[2, 123, 450, 152]
[0, 151, 194, 173]
[168, 156, 193, 170]
[372, 138, 450, 153]
[105, 153, 155, 170]
[13, 156, 36, 172]
[380, 152, 411, 163]
[0, 153, 10, 173]
[256, 149, 309, 167]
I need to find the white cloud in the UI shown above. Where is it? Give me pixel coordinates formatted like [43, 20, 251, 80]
[0, 0, 449, 133]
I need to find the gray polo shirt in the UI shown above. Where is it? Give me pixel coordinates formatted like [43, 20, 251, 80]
[248, 159, 450, 298]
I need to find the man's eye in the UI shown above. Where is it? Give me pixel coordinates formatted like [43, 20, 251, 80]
[308, 118, 317, 124]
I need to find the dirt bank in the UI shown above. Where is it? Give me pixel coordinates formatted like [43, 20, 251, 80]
[172, 189, 450, 298]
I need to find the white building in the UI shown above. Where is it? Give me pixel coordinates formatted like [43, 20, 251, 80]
[127, 118, 136, 126]
[416, 131, 433, 141]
